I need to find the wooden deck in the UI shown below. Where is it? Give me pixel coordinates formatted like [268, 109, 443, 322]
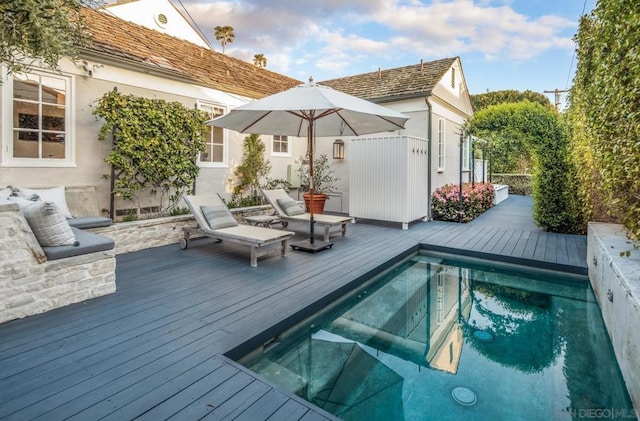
[0, 195, 587, 420]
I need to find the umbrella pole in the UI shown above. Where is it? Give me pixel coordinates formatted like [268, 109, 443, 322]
[290, 117, 333, 253]
[308, 122, 315, 244]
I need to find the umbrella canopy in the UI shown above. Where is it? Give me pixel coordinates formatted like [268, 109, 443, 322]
[206, 79, 410, 251]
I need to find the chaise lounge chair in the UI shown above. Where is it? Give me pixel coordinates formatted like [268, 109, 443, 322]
[261, 189, 350, 243]
[181, 194, 295, 267]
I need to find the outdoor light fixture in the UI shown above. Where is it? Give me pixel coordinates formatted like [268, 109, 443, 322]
[333, 139, 345, 159]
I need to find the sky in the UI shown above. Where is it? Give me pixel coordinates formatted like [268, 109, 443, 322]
[175, 0, 595, 106]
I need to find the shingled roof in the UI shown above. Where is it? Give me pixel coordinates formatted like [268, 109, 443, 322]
[320, 57, 457, 102]
[79, 7, 301, 99]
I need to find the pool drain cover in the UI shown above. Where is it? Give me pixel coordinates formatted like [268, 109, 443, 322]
[452, 386, 477, 406]
[473, 330, 494, 343]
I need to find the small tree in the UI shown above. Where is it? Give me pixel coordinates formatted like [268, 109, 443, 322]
[298, 154, 339, 194]
[228, 134, 271, 207]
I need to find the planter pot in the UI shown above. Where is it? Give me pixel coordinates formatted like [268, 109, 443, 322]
[303, 193, 328, 214]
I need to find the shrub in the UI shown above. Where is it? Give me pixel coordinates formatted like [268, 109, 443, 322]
[492, 174, 532, 195]
[432, 183, 496, 223]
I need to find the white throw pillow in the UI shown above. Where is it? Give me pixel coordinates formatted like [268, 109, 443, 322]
[22, 201, 78, 247]
[7, 195, 40, 209]
[0, 188, 12, 203]
[18, 186, 73, 218]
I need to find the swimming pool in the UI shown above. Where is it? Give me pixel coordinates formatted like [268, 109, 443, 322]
[237, 251, 636, 421]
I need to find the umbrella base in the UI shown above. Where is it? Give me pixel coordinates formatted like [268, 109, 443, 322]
[290, 240, 333, 253]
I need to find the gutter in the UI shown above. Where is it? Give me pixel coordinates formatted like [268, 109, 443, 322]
[425, 96, 433, 221]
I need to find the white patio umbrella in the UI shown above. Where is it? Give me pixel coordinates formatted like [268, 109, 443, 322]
[206, 78, 409, 252]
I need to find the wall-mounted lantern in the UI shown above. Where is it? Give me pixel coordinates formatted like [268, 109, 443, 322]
[333, 139, 345, 159]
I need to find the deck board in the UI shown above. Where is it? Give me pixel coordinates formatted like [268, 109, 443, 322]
[0, 195, 587, 420]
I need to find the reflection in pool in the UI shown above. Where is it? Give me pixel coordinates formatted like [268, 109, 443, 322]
[237, 251, 637, 421]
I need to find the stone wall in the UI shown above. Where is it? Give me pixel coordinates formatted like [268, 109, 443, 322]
[587, 222, 640, 413]
[0, 203, 116, 324]
[89, 205, 273, 255]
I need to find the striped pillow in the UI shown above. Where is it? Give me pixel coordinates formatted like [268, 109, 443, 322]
[277, 197, 305, 216]
[22, 201, 78, 247]
[200, 205, 238, 230]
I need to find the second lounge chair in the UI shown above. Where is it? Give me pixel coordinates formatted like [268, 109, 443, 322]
[261, 189, 350, 243]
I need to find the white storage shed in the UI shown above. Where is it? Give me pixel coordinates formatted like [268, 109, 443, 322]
[349, 136, 430, 229]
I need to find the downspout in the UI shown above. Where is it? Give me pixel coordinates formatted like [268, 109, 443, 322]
[425, 96, 433, 220]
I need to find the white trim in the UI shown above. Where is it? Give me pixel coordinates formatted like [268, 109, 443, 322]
[196, 101, 228, 168]
[1, 68, 75, 167]
[462, 135, 470, 172]
[270, 135, 291, 157]
[437, 118, 446, 172]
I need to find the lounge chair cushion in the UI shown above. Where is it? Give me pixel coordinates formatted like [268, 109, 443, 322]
[22, 201, 79, 247]
[18, 186, 74, 218]
[277, 196, 305, 216]
[201, 205, 238, 230]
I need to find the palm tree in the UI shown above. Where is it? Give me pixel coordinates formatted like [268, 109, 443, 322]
[214, 25, 235, 54]
[253, 53, 267, 68]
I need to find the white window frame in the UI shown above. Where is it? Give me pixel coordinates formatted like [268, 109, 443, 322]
[437, 118, 446, 171]
[1, 68, 75, 167]
[462, 135, 471, 171]
[271, 134, 291, 157]
[196, 101, 228, 167]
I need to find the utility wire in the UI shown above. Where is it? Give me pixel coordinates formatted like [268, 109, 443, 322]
[565, 0, 590, 89]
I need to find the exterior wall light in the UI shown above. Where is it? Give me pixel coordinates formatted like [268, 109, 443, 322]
[333, 139, 345, 159]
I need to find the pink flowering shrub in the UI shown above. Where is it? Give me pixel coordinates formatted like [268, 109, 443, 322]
[432, 182, 496, 222]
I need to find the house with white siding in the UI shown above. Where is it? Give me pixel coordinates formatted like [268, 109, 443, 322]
[1, 0, 473, 224]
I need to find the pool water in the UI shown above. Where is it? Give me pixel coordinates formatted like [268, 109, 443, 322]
[237, 251, 637, 421]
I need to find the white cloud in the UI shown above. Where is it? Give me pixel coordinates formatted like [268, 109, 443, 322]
[180, 0, 577, 80]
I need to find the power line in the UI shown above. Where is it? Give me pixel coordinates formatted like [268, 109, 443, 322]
[565, 0, 591, 89]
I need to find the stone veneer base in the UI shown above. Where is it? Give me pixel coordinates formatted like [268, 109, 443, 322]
[587, 222, 640, 414]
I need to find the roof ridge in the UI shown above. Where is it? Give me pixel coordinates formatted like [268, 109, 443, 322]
[319, 57, 458, 101]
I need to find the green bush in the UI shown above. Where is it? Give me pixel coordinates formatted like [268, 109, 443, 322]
[467, 101, 584, 234]
[432, 183, 495, 223]
[492, 174, 532, 195]
[569, 1, 640, 242]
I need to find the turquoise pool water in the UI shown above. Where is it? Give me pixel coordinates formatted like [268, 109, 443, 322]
[237, 251, 637, 421]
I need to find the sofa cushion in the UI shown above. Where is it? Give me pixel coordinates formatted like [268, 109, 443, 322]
[200, 205, 238, 230]
[67, 216, 113, 229]
[43, 227, 115, 260]
[23, 201, 78, 247]
[277, 196, 305, 216]
[18, 186, 73, 218]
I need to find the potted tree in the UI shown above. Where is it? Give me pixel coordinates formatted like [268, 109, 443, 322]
[298, 153, 339, 214]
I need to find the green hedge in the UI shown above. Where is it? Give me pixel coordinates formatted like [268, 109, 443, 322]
[492, 174, 532, 196]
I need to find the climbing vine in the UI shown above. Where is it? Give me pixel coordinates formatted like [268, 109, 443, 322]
[568, 0, 640, 242]
[93, 89, 207, 214]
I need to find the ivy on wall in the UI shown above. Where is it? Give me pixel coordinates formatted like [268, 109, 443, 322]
[569, 0, 640, 242]
[93, 90, 207, 214]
